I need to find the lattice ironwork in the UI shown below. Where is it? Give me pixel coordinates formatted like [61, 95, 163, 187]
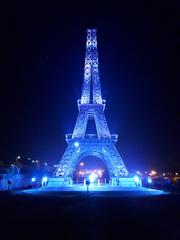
[56, 29, 128, 180]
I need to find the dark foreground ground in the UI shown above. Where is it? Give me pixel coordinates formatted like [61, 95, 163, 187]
[0, 190, 180, 240]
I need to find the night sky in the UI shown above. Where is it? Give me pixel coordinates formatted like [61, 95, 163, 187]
[1, 1, 179, 172]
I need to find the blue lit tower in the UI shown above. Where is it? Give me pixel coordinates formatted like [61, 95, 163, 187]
[56, 29, 128, 181]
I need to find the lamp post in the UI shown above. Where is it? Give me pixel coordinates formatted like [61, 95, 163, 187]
[16, 156, 21, 174]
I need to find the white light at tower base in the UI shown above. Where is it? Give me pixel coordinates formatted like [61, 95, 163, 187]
[74, 142, 79, 147]
[89, 173, 97, 183]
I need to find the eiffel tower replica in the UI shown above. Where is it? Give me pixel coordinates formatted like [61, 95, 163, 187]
[55, 29, 128, 183]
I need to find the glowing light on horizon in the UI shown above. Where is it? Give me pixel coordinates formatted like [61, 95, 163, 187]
[149, 170, 157, 176]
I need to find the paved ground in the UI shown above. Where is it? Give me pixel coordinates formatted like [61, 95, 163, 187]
[0, 190, 180, 240]
[24, 185, 166, 194]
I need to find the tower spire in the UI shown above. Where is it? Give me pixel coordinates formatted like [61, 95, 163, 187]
[81, 29, 102, 104]
[91, 29, 102, 104]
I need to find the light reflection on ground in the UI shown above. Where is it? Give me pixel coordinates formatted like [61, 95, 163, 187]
[20, 184, 167, 197]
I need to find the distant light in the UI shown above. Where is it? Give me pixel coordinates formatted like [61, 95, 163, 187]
[32, 160, 35, 163]
[80, 162, 84, 166]
[17, 156, 21, 159]
[74, 142, 79, 147]
[147, 177, 152, 184]
[89, 173, 97, 183]
[45, 163, 48, 166]
[175, 173, 178, 176]
[150, 170, 157, 176]
[134, 175, 140, 184]
[163, 173, 166, 176]
[36, 160, 38, 163]
[31, 177, 36, 182]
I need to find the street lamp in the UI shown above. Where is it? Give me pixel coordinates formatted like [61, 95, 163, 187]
[74, 142, 79, 147]
[15, 156, 21, 174]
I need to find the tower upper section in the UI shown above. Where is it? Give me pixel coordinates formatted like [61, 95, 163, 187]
[80, 29, 103, 105]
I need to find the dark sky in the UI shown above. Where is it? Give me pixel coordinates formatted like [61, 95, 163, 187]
[1, 1, 179, 172]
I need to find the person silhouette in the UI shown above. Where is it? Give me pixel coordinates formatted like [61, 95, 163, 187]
[7, 180, 12, 192]
[86, 179, 90, 192]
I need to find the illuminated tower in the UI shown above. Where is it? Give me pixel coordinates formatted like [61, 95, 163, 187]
[56, 29, 128, 181]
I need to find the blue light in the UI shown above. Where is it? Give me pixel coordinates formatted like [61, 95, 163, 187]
[74, 142, 79, 147]
[147, 177, 152, 184]
[31, 177, 36, 182]
[134, 175, 140, 184]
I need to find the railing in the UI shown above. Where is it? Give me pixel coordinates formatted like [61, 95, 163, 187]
[66, 134, 118, 140]
[77, 99, 106, 105]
